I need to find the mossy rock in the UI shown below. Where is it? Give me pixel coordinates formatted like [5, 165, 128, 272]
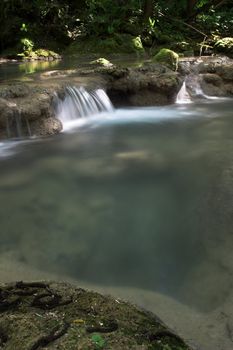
[132, 36, 145, 54]
[90, 57, 113, 67]
[214, 37, 233, 57]
[153, 48, 179, 71]
[34, 49, 61, 59]
[0, 281, 193, 350]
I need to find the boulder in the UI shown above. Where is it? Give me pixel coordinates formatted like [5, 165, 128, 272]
[0, 84, 61, 139]
[0, 281, 193, 350]
[100, 64, 182, 106]
[153, 48, 179, 71]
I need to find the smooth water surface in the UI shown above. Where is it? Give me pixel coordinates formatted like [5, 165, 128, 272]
[0, 55, 144, 82]
[0, 100, 233, 349]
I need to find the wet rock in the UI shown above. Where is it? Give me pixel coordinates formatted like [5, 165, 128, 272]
[0, 98, 16, 127]
[0, 83, 61, 139]
[200, 73, 226, 96]
[103, 63, 182, 106]
[30, 117, 62, 136]
[180, 56, 233, 98]
[0, 84, 31, 98]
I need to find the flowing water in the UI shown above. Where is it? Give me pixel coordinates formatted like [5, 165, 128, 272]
[0, 96, 233, 349]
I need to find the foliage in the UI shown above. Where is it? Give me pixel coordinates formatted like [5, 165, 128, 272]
[214, 37, 233, 57]
[20, 38, 34, 53]
[0, 0, 233, 56]
[84, 0, 141, 37]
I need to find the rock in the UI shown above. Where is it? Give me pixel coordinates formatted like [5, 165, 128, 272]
[178, 56, 233, 98]
[90, 57, 114, 68]
[153, 48, 179, 71]
[132, 36, 145, 54]
[0, 98, 17, 128]
[29, 117, 62, 136]
[0, 281, 193, 350]
[200, 74, 226, 97]
[0, 84, 31, 98]
[103, 63, 182, 106]
[0, 84, 60, 139]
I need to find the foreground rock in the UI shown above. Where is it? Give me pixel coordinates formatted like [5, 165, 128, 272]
[0, 281, 192, 350]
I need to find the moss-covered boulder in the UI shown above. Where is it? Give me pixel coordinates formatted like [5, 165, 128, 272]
[214, 37, 233, 58]
[34, 49, 61, 60]
[0, 281, 193, 350]
[132, 36, 145, 54]
[90, 58, 114, 67]
[153, 48, 179, 71]
[21, 49, 61, 61]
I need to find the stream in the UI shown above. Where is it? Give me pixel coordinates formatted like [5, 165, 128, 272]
[0, 61, 233, 349]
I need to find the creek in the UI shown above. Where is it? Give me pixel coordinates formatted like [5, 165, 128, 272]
[0, 61, 233, 349]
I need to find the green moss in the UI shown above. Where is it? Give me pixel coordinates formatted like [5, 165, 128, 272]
[34, 49, 60, 58]
[90, 57, 112, 67]
[132, 36, 145, 53]
[153, 48, 179, 71]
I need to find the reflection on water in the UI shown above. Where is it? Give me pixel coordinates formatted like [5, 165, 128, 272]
[0, 60, 60, 81]
[0, 101, 233, 349]
[0, 55, 145, 82]
[18, 60, 59, 75]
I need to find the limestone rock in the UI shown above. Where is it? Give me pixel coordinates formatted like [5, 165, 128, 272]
[103, 64, 182, 106]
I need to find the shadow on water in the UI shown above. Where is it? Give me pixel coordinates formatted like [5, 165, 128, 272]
[0, 100, 233, 322]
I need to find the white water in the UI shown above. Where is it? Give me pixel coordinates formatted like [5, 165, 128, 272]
[176, 81, 192, 104]
[56, 86, 114, 127]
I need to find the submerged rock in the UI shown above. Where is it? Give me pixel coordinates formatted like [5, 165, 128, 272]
[0, 281, 193, 350]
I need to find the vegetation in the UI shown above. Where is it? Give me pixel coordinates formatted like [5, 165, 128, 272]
[0, 0, 232, 57]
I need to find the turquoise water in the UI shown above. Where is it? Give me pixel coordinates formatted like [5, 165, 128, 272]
[0, 100, 233, 349]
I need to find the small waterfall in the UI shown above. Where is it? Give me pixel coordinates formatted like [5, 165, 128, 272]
[56, 86, 114, 123]
[176, 81, 192, 104]
[6, 110, 24, 139]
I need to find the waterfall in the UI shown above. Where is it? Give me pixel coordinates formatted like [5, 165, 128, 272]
[6, 110, 24, 139]
[55, 86, 114, 123]
[176, 81, 192, 104]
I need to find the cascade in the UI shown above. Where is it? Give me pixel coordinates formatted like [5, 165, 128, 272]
[176, 81, 192, 104]
[55, 86, 114, 123]
[6, 110, 24, 139]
